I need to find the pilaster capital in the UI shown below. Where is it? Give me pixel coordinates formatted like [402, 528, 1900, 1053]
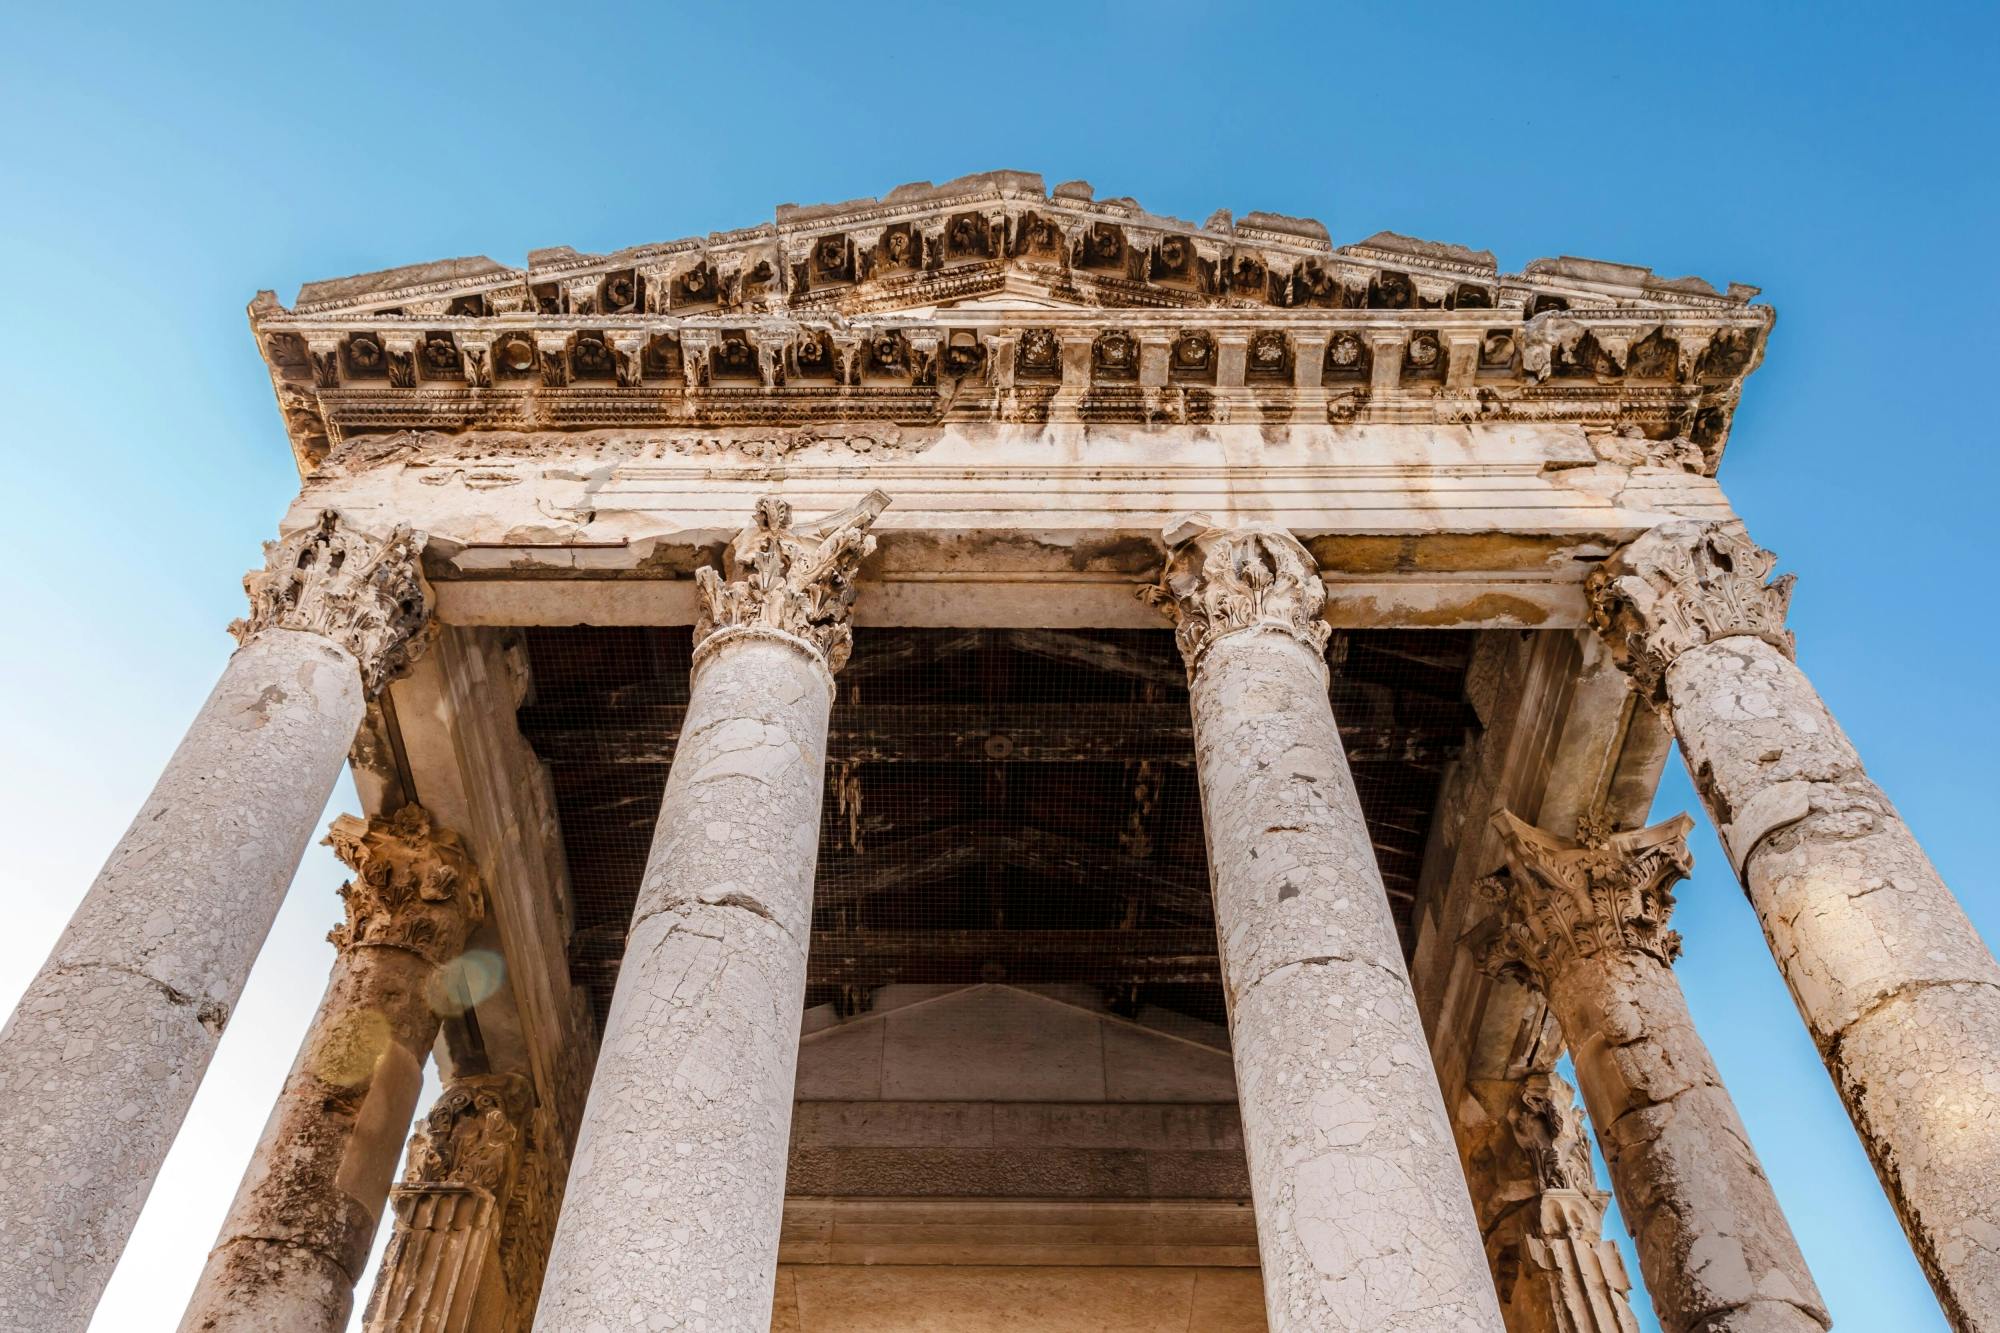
[1510, 1071, 1598, 1196]
[399, 1072, 534, 1199]
[693, 489, 891, 678]
[1138, 514, 1331, 680]
[323, 804, 486, 967]
[1585, 519, 1795, 701]
[231, 509, 432, 696]
[1480, 810, 1694, 982]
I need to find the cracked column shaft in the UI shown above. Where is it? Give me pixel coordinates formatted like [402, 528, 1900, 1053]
[1145, 517, 1504, 1333]
[1486, 812, 1826, 1333]
[0, 513, 427, 1333]
[1593, 521, 2000, 1333]
[179, 807, 485, 1333]
[532, 491, 886, 1333]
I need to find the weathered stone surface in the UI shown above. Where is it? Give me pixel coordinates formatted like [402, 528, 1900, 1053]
[534, 496, 882, 1332]
[1593, 521, 2000, 1331]
[1485, 812, 1825, 1333]
[0, 628, 365, 1332]
[179, 807, 484, 1333]
[364, 1073, 548, 1333]
[1148, 520, 1503, 1333]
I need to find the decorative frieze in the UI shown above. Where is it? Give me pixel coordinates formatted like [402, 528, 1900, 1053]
[1586, 519, 1795, 701]
[323, 804, 486, 966]
[231, 508, 432, 694]
[1140, 515, 1331, 680]
[693, 489, 891, 677]
[249, 174, 1769, 474]
[1481, 811, 1695, 980]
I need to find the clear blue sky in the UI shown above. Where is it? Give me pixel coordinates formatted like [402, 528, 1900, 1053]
[2, 4, 1994, 1329]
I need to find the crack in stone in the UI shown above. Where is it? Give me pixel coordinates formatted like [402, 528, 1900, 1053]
[52, 961, 230, 1036]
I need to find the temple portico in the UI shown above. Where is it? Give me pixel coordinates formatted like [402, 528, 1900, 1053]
[2, 173, 1993, 1332]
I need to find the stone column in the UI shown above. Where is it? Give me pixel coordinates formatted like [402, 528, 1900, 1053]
[1483, 809, 1827, 1333]
[1488, 1073, 1641, 1333]
[179, 806, 485, 1333]
[532, 491, 888, 1332]
[362, 1073, 552, 1333]
[0, 510, 428, 1332]
[1590, 520, 2000, 1331]
[1142, 517, 1504, 1333]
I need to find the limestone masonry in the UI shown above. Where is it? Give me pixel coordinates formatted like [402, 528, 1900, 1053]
[1, 171, 1991, 1333]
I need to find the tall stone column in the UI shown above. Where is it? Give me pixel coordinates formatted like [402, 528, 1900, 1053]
[1483, 809, 1827, 1333]
[1488, 1073, 1641, 1333]
[180, 806, 485, 1333]
[0, 510, 427, 1333]
[532, 491, 888, 1333]
[1142, 517, 1504, 1333]
[1590, 520, 2000, 1332]
[362, 1073, 553, 1333]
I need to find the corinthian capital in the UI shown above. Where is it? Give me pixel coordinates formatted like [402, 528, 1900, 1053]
[1480, 810, 1694, 982]
[694, 489, 891, 676]
[1510, 1072, 1598, 1196]
[1586, 520, 1794, 700]
[231, 509, 432, 695]
[1139, 515, 1331, 679]
[400, 1073, 534, 1197]
[323, 805, 486, 966]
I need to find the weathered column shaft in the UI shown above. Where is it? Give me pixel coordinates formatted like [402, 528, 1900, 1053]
[1486, 812, 1825, 1333]
[533, 492, 886, 1333]
[1594, 521, 2000, 1332]
[180, 808, 484, 1333]
[0, 512, 427, 1333]
[1146, 518, 1504, 1333]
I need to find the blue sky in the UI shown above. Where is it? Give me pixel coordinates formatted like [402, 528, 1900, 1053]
[2, 3, 1994, 1329]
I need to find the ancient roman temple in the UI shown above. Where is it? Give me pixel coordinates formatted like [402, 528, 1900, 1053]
[4, 171, 1996, 1333]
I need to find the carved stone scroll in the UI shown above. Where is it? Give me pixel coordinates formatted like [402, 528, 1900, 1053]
[231, 508, 432, 695]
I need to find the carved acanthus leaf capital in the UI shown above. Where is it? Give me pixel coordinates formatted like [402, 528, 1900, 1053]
[324, 804, 486, 966]
[231, 509, 432, 695]
[693, 490, 891, 677]
[401, 1072, 533, 1197]
[1480, 810, 1694, 982]
[1586, 520, 1794, 701]
[1139, 515, 1331, 680]
[1510, 1071, 1598, 1196]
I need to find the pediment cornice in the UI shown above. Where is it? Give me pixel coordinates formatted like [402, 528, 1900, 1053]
[249, 171, 1771, 477]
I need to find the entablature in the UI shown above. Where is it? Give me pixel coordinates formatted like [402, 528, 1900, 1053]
[250, 172, 1770, 478]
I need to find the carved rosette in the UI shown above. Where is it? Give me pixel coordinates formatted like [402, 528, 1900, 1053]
[693, 489, 891, 678]
[323, 804, 486, 967]
[1586, 519, 1795, 702]
[1480, 810, 1695, 985]
[1139, 515, 1331, 680]
[230, 509, 432, 695]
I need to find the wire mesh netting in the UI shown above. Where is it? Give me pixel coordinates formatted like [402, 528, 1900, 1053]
[517, 626, 1479, 1038]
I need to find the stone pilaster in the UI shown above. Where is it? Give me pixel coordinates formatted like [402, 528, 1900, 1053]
[1591, 520, 2000, 1332]
[532, 491, 888, 1332]
[1143, 517, 1504, 1333]
[1487, 1074, 1641, 1333]
[0, 512, 428, 1333]
[1484, 810, 1826, 1333]
[180, 806, 484, 1333]
[363, 1074, 553, 1333]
